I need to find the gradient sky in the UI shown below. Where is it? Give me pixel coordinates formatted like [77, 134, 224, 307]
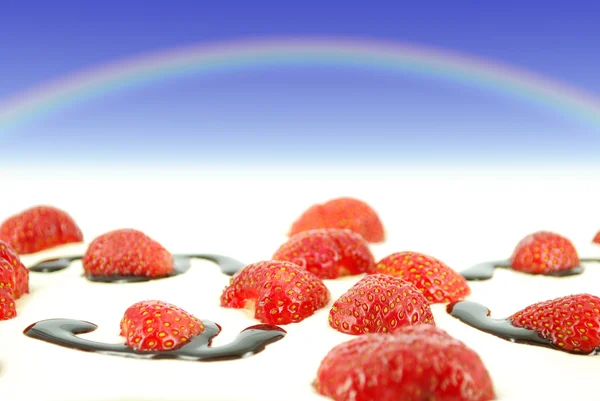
[1, 1, 599, 167]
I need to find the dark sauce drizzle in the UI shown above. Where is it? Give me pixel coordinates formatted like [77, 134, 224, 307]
[28, 253, 246, 282]
[447, 300, 598, 355]
[458, 258, 597, 281]
[24, 318, 286, 361]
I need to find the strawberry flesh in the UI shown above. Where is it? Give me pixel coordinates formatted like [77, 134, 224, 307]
[509, 293, 600, 353]
[120, 300, 205, 351]
[83, 229, 174, 277]
[314, 324, 495, 401]
[373, 251, 470, 304]
[273, 228, 375, 279]
[0, 287, 16, 321]
[0, 205, 83, 254]
[510, 231, 579, 274]
[329, 273, 434, 335]
[220, 260, 330, 325]
[0, 240, 29, 298]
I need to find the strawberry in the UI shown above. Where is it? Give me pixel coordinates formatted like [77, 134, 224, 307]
[329, 274, 434, 335]
[289, 197, 385, 243]
[373, 251, 470, 304]
[82, 229, 173, 277]
[273, 228, 375, 279]
[314, 324, 495, 401]
[120, 300, 205, 351]
[0, 258, 16, 297]
[0, 205, 83, 255]
[220, 260, 330, 325]
[0, 287, 16, 321]
[0, 240, 29, 298]
[593, 231, 600, 244]
[510, 231, 579, 274]
[509, 293, 600, 353]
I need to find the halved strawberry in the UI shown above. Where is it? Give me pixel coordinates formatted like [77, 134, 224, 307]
[0, 258, 16, 298]
[82, 229, 173, 277]
[329, 273, 434, 335]
[273, 228, 375, 279]
[509, 293, 600, 353]
[373, 251, 470, 304]
[314, 324, 495, 401]
[220, 260, 330, 325]
[0, 287, 16, 321]
[289, 197, 385, 243]
[120, 300, 205, 351]
[0, 205, 83, 255]
[510, 231, 579, 274]
[0, 240, 28, 298]
[593, 231, 600, 245]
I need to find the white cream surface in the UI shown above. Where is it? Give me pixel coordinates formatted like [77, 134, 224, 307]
[1, 167, 599, 401]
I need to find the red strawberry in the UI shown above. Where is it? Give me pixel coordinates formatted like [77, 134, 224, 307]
[509, 293, 600, 353]
[510, 231, 579, 274]
[0, 205, 83, 255]
[0, 287, 16, 321]
[120, 300, 205, 351]
[593, 231, 600, 244]
[329, 274, 434, 335]
[0, 240, 29, 298]
[289, 197, 385, 243]
[373, 251, 470, 304]
[314, 324, 495, 401]
[0, 258, 16, 297]
[220, 260, 330, 325]
[273, 228, 375, 279]
[82, 229, 173, 277]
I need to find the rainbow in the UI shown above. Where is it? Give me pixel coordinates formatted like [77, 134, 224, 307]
[1, 37, 600, 132]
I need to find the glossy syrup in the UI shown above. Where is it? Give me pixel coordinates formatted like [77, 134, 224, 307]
[459, 259, 589, 281]
[24, 318, 286, 361]
[28, 253, 246, 282]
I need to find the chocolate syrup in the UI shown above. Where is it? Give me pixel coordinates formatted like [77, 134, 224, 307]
[24, 318, 286, 361]
[28, 253, 246, 282]
[460, 259, 587, 281]
[85, 256, 191, 283]
[29, 256, 82, 273]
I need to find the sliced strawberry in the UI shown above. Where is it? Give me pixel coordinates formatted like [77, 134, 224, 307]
[289, 197, 385, 243]
[220, 260, 330, 325]
[82, 229, 173, 277]
[120, 300, 205, 351]
[0, 240, 28, 298]
[509, 293, 600, 353]
[0, 258, 16, 297]
[373, 251, 470, 304]
[510, 231, 579, 274]
[593, 231, 600, 245]
[273, 228, 375, 279]
[329, 274, 434, 335]
[0, 287, 16, 320]
[314, 324, 495, 401]
[0, 205, 83, 255]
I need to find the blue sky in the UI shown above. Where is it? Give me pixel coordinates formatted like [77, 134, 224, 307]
[1, 1, 599, 167]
